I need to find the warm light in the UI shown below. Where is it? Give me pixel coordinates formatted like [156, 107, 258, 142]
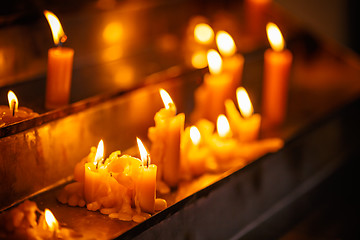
[94, 140, 104, 165]
[191, 50, 207, 69]
[44, 209, 59, 231]
[236, 87, 254, 118]
[207, 49, 223, 75]
[190, 126, 201, 146]
[137, 137, 150, 166]
[7, 90, 18, 114]
[44, 10, 66, 46]
[216, 31, 236, 57]
[266, 22, 284, 52]
[103, 22, 123, 44]
[159, 88, 174, 110]
[217, 114, 231, 138]
[194, 23, 214, 44]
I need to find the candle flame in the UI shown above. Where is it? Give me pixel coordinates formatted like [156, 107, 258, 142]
[217, 114, 231, 138]
[266, 22, 284, 52]
[44, 209, 59, 231]
[94, 140, 104, 165]
[236, 87, 254, 118]
[159, 88, 174, 110]
[207, 49, 223, 75]
[194, 23, 214, 44]
[216, 31, 236, 57]
[44, 10, 66, 46]
[190, 126, 201, 146]
[137, 137, 150, 166]
[7, 91, 18, 114]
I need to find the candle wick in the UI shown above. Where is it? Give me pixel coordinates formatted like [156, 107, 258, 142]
[12, 101, 15, 117]
[146, 154, 150, 168]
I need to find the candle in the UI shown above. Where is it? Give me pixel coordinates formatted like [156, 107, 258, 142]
[216, 31, 245, 95]
[263, 22, 293, 127]
[148, 89, 185, 188]
[233, 87, 261, 142]
[0, 90, 38, 127]
[209, 114, 237, 165]
[84, 140, 109, 204]
[44, 10, 74, 110]
[192, 49, 232, 123]
[136, 138, 157, 213]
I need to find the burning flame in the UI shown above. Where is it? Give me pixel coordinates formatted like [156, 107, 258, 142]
[194, 23, 214, 44]
[94, 140, 104, 165]
[44, 209, 59, 232]
[190, 126, 201, 146]
[207, 49, 223, 75]
[236, 87, 253, 118]
[217, 114, 231, 138]
[7, 90, 18, 115]
[216, 31, 236, 57]
[137, 137, 150, 166]
[266, 22, 284, 52]
[159, 88, 174, 110]
[44, 10, 66, 46]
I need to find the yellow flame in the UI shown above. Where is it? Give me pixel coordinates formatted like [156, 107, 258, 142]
[137, 137, 150, 166]
[266, 22, 284, 52]
[94, 140, 104, 165]
[191, 50, 207, 69]
[44, 10, 66, 46]
[236, 87, 254, 118]
[194, 23, 214, 44]
[207, 49, 222, 75]
[216, 31, 236, 57]
[190, 126, 201, 146]
[7, 90, 18, 113]
[217, 114, 231, 138]
[44, 209, 59, 231]
[159, 88, 174, 110]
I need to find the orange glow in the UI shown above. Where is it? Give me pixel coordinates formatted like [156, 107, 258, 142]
[190, 126, 201, 146]
[7, 90, 18, 114]
[216, 31, 236, 57]
[159, 88, 174, 110]
[191, 50, 207, 69]
[194, 23, 214, 44]
[94, 140, 104, 165]
[103, 22, 123, 44]
[236, 87, 254, 118]
[44, 209, 59, 232]
[266, 22, 284, 52]
[217, 114, 231, 138]
[207, 49, 223, 75]
[44, 10, 66, 46]
[137, 137, 150, 166]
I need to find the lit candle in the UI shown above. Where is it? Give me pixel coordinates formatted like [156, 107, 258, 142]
[194, 23, 214, 45]
[216, 31, 245, 95]
[192, 49, 232, 123]
[233, 87, 261, 142]
[0, 90, 38, 127]
[84, 140, 109, 204]
[263, 22, 293, 127]
[44, 209, 59, 238]
[148, 89, 185, 188]
[136, 138, 157, 213]
[44, 10, 74, 110]
[209, 114, 237, 164]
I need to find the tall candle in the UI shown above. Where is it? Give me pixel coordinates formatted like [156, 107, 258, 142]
[136, 138, 157, 213]
[263, 22, 293, 127]
[192, 49, 232, 123]
[148, 89, 185, 188]
[216, 31, 245, 96]
[44, 10, 74, 110]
